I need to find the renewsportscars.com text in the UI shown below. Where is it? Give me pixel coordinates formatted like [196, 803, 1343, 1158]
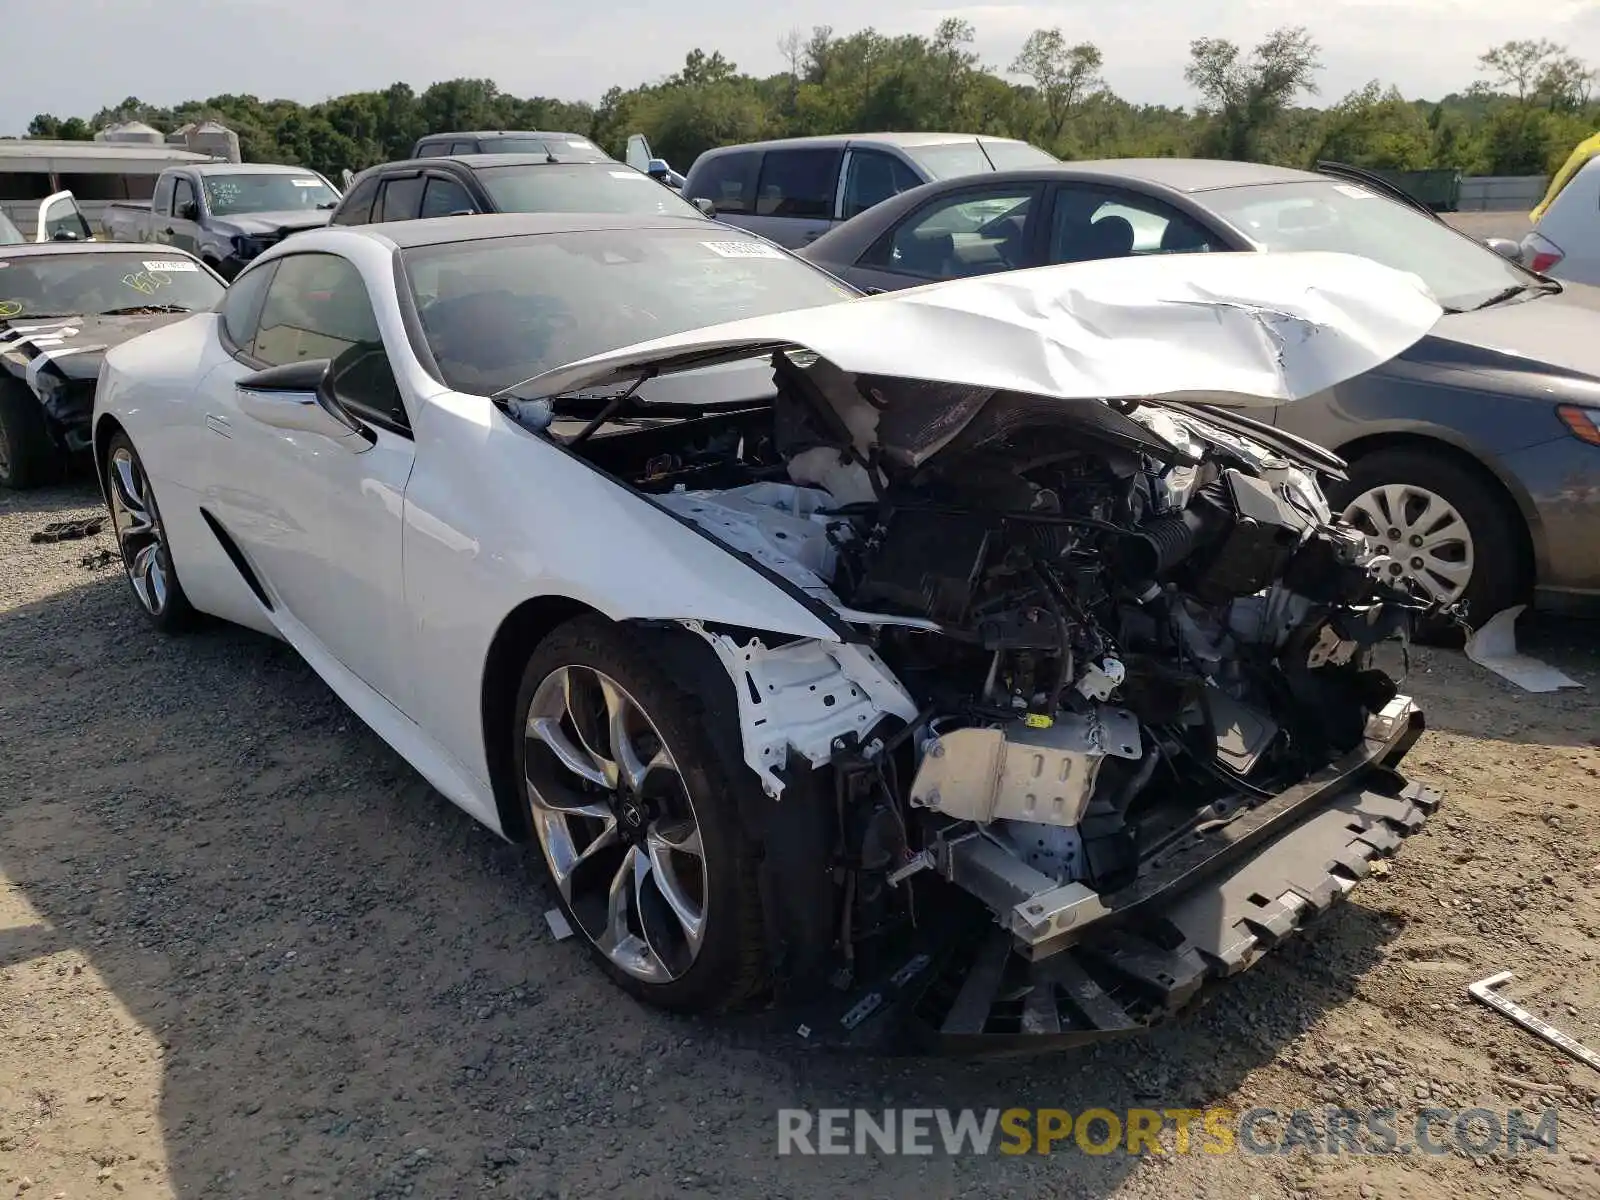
[776, 1106, 1561, 1157]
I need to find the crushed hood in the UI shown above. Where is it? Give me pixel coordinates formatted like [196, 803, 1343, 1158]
[506, 250, 1443, 410]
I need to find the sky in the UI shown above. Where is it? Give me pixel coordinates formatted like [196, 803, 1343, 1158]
[5, 0, 1600, 136]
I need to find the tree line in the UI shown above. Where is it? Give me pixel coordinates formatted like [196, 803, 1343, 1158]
[20, 24, 1600, 183]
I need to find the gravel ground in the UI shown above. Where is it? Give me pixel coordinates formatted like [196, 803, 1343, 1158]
[2, 477, 1598, 1200]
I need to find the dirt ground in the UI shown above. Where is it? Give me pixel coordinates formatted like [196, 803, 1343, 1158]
[1, 478, 1597, 1200]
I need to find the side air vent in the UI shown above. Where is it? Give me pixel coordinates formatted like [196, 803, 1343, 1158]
[198, 507, 273, 611]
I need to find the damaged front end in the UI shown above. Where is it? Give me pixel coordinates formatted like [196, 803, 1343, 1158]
[511, 251, 1451, 1051]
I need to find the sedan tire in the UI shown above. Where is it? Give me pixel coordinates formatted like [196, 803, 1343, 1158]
[513, 616, 768, 1013]
[0, 381, 61, 490]
[104, 430, 198, 633]
[1335, 447, 1526, 642]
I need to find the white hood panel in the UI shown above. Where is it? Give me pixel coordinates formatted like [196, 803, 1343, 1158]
[509, 250, 1442, 409]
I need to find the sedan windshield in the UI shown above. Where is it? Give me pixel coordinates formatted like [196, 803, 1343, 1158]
[1203, 180, 1532, 312]
[0, 253, 224, 318]
[203, 173, 339, 216]
[484, 135, 610, 161]
[476, 164, 705, 219]
[404, 227, 856, 396]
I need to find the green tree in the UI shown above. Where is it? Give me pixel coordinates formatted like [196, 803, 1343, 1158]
[1009, 29, 1104, 144]
[1185, 26, 1322, 161]
[1314, 82, 1432, 170]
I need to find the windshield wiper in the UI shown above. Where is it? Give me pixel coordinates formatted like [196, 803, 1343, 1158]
[99, 304, 193, 315]
[1455, 280, 1562, 313]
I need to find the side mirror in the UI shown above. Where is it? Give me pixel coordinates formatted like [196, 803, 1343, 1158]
[235, 358, 373, 449]
[646, 157, 670, 180]
[178, 201, 200, 221]
[50, 228, 81, 242]
[1483, 236, 1523, 262]
[693, 197, 715, 217]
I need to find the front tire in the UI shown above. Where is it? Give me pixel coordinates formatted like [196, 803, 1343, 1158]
[513, 616, 767, 1013]
[0, 381, 62, 490]
[1333, 447, 1525, 641]
[104, 430, 197, 633]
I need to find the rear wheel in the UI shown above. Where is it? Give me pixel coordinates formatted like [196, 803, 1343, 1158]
[513, 617, 767, 1013]
[0, 382, 61, 490]
[1334, 447, 1525, 640]
[104, 430, 197, 633]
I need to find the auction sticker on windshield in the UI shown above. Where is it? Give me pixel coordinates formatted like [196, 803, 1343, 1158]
[701, 241, 785, 260]
[1332, 184, 1375, 199]
[291, 178, 321, 188]
[143, 260, 198, 273]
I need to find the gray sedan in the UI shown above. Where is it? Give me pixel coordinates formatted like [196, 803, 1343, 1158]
[799, 158, 1600, 626]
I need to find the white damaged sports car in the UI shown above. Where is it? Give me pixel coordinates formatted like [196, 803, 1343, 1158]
[93, 213, 1447, 1049]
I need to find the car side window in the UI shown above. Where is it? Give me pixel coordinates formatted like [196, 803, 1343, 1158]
[152, 173, 176, 217]
[172, 177, 196, 217]
[379, 176, 425, 222]
[219, 261, 276, 351]
[861, 186, 1039, 280]
[420, 176, 476, 218]
[841, 151, 922, 220]
[448, 140, 477, 155]
[1047, 186, 1218, 263]
[688, 151, 760, 215]
[753, 148, 843, 219]
[331, 176, 380, 226]
[414, 141, 446, 158]
[252, 253, 410, 433]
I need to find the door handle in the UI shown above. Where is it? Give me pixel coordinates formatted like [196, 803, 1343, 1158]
[205, 413, 231, 438]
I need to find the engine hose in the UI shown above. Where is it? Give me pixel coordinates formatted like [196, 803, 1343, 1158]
[1114, 509, 1214, 580]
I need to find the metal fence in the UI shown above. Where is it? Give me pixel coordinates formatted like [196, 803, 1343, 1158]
[1457, 175, 1547, 212]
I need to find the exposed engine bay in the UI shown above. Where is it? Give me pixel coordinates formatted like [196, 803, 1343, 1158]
[511, 341, 1444, 1041]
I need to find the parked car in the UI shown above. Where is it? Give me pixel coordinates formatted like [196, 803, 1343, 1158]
[1520, 146, 1600, 285]
[0, 241, 225, 487]
[90, 210, 1446, 1041]
[328, 155, 715, 226]
[0, 192, 93, 245]
[800, 157, 1600, 625]
[678, 132, 1058, 249]
[411, 130, 611, 160]
[103, 163, 342, 279]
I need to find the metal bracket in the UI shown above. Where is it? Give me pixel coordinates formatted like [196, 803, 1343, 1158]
[1468, 971, 1600, 1074]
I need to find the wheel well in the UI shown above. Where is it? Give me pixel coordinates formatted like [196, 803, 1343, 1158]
[91, 413, 125, 500]
[1336, 431, 1535, 584]
[480, 595, 602, 842]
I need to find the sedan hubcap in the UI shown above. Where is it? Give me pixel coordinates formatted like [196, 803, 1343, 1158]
[107, 447, 168, 614]
[523, 666, 706, 983]
[1342, 483, 1473, 603]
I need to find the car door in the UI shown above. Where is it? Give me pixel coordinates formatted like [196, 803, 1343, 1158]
[836, 149, 924, 227]
[740, 148, 842, 248]
[197, 249, 417, 708]
[1039, 181, 1222, 266]
[166, 176, 202, 254]
[374, 173, 426, 223]
[418, 173, 479, 218]
[34, 192, 92, 242]
[841, 182, 1045, 292]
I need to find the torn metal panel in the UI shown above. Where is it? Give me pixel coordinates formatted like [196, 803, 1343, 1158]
[506, 250, 1443, 411]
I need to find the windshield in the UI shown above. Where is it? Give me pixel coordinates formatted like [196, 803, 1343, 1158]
[404, 227, 855, 396]
[907, 141, 996, 180]
[1204, 179, 1531, 312]
[202, 173, 339, 216]
[979, 140, 1058, 170]
[476, 164, 704, 218]
[0, 252, 223, 318]
[0, 212, 21, 246]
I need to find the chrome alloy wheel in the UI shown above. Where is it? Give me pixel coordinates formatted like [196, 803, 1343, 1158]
[107, 445, 169, 614]
[524, 666, 707, 983]
[1343, 483, 1474, 603]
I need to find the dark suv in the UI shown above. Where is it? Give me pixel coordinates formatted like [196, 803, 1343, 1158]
[410, 131, 613, 160]
[329, 156, 713, 226]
